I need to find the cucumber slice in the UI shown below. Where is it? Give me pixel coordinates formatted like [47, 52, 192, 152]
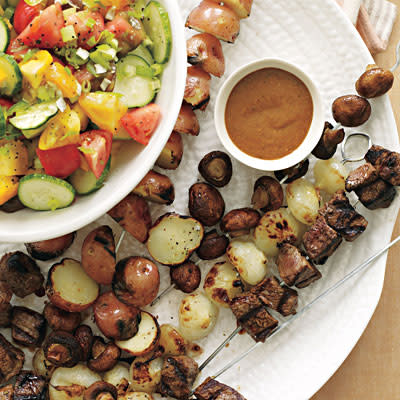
[69, 158, 111, 195]
[0, 105, 6, 137]
[142, 1, 171, 64]
[129, 44, 154, 65]
[0, 52, 22, 96]
[114, 55, 155, 108]
[0, 17, 10, 52]
[18, 174, 75, 211]
[9, 101, 58, 138]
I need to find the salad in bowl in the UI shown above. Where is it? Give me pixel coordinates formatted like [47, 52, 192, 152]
[0, 0, 173, 211]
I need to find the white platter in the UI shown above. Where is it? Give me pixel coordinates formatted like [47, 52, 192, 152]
[1, 0, 399, 399]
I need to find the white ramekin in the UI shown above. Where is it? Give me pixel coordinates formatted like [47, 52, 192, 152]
[214, 58, 324, 171]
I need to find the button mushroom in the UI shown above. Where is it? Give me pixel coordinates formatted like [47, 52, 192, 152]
[356, 64, 394, 98]
[83, 382, 118, 400]
[170, 261, 201, 294]
[74, 325, 94, 362]
[251, 176, 283, 212]
[88, 337, 120, 373]
[332, 94, 371, 127]
[198, 151, 232, 188]
[43, 303, 81, 333]
[274, 159, 310, 184]
[44, 331, 82, 367]
[196, 229, 229, 260]
[312, 121, 345, 160]
[220, 208, 260, 237]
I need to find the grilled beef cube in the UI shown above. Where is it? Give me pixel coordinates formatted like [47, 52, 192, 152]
[0, 252, 44, 298]
[230, 293, 278, 342]
[194, 377, 247, 400]
[0, 385, 13, 400]
[345, 163, 378, 192]
[0, 333, 25, 383]
[355, 178, 396, 210]
[0, 304, 12, 329]
[251, 276, 298, 316]
[320, 190, 368, 241]
[14, 371, 47, 400]
[276, 243, 321, 288]
[303, 215, 342, 264]
[11, 307, 46, 347]
[159, 356, 199, 400]
[365, 145, 400, 186]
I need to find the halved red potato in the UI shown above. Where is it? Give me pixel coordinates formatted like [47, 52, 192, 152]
[81, 225, 116, 285]
[210, 0, 253, 18]
[115, 311, 160, 356]
[186, 0, 240, 43]
[133, 170, 175, 205]
[174, 102, 200, 136]
[46, 259, 99, 312]
[155, 131, 183, 170]
[187, 33, 225, 77]
[147, 213, 204, 266]
[184, 66, 211, 110]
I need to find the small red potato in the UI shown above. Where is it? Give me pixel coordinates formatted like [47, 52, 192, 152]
[93, 291, 140, 341]
[210, 0, 253, 18]
[187, 33, 225, 77]
[356, 65, 394, 98]
[184, 66, 211, 110]
[174, 102, 200, 136]
[170, 262, 201, 293]
[133, 170, 175, 205]
[113, 257, 160, 308]
[186, 0, 240, 43]
[81, 225, 116, 285]
[332, 94, 371, 127]
[108, 193, 152, 243]
[156, 131, 183, 170]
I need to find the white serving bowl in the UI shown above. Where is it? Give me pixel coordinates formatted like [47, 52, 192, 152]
[0, 0, 187, 243]
[214, 58, 325, 171]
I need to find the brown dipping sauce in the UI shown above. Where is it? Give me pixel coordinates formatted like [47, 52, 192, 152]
[225, 68, 313, 160]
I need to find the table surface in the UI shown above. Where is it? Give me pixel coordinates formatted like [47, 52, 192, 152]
[312, 5, 400, 400]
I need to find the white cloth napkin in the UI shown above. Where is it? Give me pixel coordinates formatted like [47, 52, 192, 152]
[336, 0, 397, 54]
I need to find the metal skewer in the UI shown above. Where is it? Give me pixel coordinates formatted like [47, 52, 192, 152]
[207, 234, 400, 380]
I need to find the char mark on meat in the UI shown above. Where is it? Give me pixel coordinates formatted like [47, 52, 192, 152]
[0, 333, 25, 384]
[11, 307, 46, 347]
[276, 244, 322, 287]
[355, 178, 396, 210]
[194, 377, 247, 400]
[14, 371, 47, 400]
[365, 145, 400, 186]
[159, 355, 199, 400]
[302, 215, 342, 264]
[345, 163, 378, 192]
[320, 190, 368, 241]
[230, 293, 278, 342]
[251, 276, 298, 316]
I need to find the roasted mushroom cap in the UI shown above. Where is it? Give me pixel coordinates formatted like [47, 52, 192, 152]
[43, 303, 81, 332]
[0, 333, 25, 384]
[355, 65, 394, 98]
[198, 151, 232, 187]
[220, 208, 260, 237]
[196, 229, 229, 260]
[170, 262, 201, 293]
[83, 381, 118, 400]
[274, 159, 310, 184]
[44, 331, 82, 367]
[74, 325, 94, 362]
[332, 94, 371, 127]
[88, 337, 120, 372]
[251, 176, 283, 212]
[311, 121, 345, 160]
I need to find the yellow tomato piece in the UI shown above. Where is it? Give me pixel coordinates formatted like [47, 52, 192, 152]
[45, 62, 80, 99]
[20, 50, 53, 89]
[39, 107, 81, 150]
[100, 0, 129, 8]
[79, 154, 90, 172]
[0, 69, 6, 85]
[0, 176, 18, 206]
[72, 103, 89, 131]
[0, 140, 29, 176]
[79, 92, 128, 134]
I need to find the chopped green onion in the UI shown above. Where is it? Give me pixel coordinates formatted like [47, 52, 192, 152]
[86, 62, 97, 76]
[33, 157, 43, 170]
[61, 25, 77, 42]
[63, 7, 76, 18]
[76, 82, 82, 96]
[94, 63, 107, 74]
[4, 7, 15, 21]
[87, 36, 97, 47]
[22, 0, 43, 5]
[151, 78, 161, 92]
[151, 63, 163, 76]
[22, 49, 39, 63]
[65, 48, 88, 68]
[142, 35, 153, 48]
[56, 97, 67, 112]
[86, 17, 96, 28]
[105, 6, 116, 20]
[64, 66, 72, 76]
[37, 86, 57, 102]
[76, 47, 90, 60]
[100, 78, 111, 91]
[82, 80, 91, 93]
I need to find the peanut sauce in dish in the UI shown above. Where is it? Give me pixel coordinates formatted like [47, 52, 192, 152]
[225, 68, 313, 160]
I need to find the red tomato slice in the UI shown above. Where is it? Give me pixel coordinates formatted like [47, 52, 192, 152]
[0, 99, 13, 109]
[7, 38, 29, 61]
[13, 0, 41, 34]
[79, 130, 112, 179]
[65, 11, 104, 50]
[36, 145, 81, 179]
[16, 3, 64, 49]
[120, 104, 161, 145]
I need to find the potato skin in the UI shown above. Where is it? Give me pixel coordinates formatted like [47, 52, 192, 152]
[81, 226, 116, 285]
[43, 303, 81, 332]
[220, 208, 260, 237]
[196, 229, 229, 260]
[174, 102, 200, 136]
[133, 170, 175, 205]
[108, 194, 152, 243]
[93, 291, 140, 341]
[188, 183, 225, 226]
[170, 262, 201, 293]
[356, 66, 394, 98]
[332, 95, 371, 127]
[25, 232, 76, 261]
[156, 131, 183, 170]
[113, 257, 160, 308]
